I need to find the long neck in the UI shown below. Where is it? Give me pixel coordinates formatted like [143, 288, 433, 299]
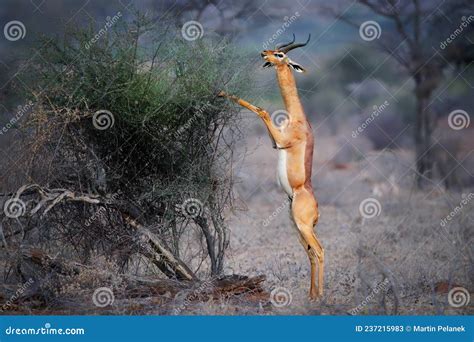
[275, 65, 305, 119]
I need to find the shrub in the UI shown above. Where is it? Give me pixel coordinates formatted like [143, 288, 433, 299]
[3, 14, 253, 280]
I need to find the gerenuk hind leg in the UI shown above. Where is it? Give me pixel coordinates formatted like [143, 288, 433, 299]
[291, 187, 324, 299]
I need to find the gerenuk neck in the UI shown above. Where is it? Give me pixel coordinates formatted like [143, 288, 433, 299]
[275, 64, 306, 120]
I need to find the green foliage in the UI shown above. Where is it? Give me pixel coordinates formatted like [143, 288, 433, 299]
[27, 17, 250, 185]
[19, 15, 253, 272]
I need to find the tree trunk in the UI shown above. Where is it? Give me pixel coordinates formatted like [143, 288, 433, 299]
[414, 88, 435, 187]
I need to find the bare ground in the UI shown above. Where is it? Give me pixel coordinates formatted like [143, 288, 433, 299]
[1, 121, 472, 316]
[210, 120, 474, 315]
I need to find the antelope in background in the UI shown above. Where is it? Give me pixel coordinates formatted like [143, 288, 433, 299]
[219, 34, 324, 299]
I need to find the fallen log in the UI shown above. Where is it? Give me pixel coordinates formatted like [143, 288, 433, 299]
[3, 247, 269, 314]
[3, 183, 197, 282]
[20, 247, 81, 276]
[122, 214, 197, 281]
[124, 274, 267, 300]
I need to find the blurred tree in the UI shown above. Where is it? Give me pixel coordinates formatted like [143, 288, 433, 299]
[149, 0, 265, 36]
[321, 0, 473, 187]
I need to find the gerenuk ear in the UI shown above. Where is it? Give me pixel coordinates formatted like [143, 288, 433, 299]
[288, 60, 306, 73]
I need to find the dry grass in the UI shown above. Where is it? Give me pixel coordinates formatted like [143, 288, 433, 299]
[220, 119, 473, 315]
[1, 119, 472, 316]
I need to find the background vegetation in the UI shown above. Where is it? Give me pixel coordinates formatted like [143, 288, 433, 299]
[0, 0, 472, 315]
[0, 13, 255, 311]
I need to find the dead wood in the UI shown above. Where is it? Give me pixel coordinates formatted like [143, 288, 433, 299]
[1, 247, 268, 314]
[122, 214, 197, 281]
[3, 184, 197, 281]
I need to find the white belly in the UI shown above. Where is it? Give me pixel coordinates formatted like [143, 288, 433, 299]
[277, 149, 293, 196]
